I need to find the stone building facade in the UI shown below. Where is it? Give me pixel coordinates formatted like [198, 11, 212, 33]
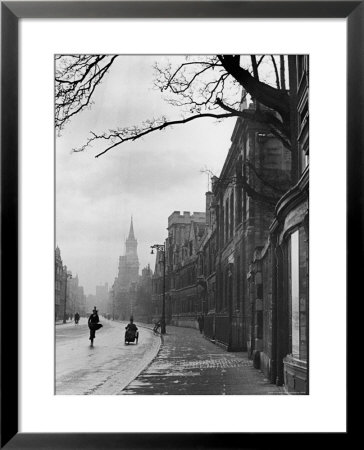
[199, 100, 291, 352]
[149, 56, 309, 394]
[245, 55, 309, 393]
[151, 211, 206, 328]
[167, 211, 206, 328]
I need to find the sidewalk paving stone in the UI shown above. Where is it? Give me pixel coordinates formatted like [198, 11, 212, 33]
[122, 325, 285, 395]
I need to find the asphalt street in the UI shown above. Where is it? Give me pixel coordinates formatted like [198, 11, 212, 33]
[55, 318, 160, 395]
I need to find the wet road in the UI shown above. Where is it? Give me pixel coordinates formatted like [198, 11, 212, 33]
[56, 318, 160, 395]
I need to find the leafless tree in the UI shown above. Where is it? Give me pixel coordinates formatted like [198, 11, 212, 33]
[55, 55, 118, 131]
[55, 54, 291, 159]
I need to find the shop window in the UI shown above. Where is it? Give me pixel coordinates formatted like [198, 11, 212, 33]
[289, 228, 308, 361]
[290, 231, 300, 357]
[257, 283, 263, 299]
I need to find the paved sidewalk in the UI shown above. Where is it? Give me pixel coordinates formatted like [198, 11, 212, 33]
[122, 325, 284, 395]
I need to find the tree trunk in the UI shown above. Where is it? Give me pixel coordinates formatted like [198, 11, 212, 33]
[218, 55, 290, 126]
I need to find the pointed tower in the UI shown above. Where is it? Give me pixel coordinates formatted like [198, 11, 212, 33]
[125, 216, 137, 256]
[117, 216, 140, 289]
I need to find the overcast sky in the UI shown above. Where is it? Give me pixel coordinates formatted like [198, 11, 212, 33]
[56, 55, 238, 296]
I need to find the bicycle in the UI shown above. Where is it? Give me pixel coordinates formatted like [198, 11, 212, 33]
[153, 322, 161, 335]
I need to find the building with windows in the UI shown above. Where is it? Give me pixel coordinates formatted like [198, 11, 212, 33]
[167, 211, 206, 328]
[149, 56, 309, 394]
[270, 54, 309, 393]
[244, 55, 309, 393]
[197, 98, 291, 352]
[55, 246, 64, 321]
[151, 211, 206, 328]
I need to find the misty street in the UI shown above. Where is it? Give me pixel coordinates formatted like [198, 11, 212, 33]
[56, 319, 160, 395]
[55, 54, 310, 397]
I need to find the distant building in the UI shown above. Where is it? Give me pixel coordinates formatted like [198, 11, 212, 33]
[133, 265, 153, 323]
[77, 285, 86, 316]
[95, 282, 109, 314]
[86, 294, 97, 314]
[117, 217, 140, 289]
[55, 246, 64, 320]
[152, 211, 206, 328]
[114, 217, 140, 320]
[68, 275, 87, 317]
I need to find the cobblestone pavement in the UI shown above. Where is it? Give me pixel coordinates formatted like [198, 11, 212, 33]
[122, 325, 285, 395]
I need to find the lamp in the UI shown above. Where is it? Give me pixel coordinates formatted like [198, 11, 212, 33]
[150, 244, 166, 334]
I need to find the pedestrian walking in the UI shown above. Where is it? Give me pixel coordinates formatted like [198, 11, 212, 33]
[197, 314, 204, 334]
[88, 306, 103, 346]
[153, 318, 161, 334]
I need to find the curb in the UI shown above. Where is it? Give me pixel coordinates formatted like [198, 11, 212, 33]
[119, 324, 164, 393]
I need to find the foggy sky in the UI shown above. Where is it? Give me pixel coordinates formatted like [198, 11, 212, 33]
[56, 55, 236, 295]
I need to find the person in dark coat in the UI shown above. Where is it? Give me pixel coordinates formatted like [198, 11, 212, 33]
[125, 316, 138, 333]
[88, 306, 102, 345]
[197, 314, 204, 334]
[74, 312, 80, 324]
[125, 316, 138, 342]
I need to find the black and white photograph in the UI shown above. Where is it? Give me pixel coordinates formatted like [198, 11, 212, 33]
[55, 54, 309, 396]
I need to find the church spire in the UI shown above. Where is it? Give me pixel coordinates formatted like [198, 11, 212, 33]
[128, 216, 135, 240]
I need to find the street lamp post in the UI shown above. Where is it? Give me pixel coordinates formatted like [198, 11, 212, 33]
[151, 244, 166, 334]
[62, 266, 72, 324]
[112, 289, 115, 321]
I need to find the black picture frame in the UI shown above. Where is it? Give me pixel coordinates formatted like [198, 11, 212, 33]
[1, 1, 357, 448]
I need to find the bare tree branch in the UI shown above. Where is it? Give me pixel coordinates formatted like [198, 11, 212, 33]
[55, 55, 118, 132]
[257, 55, 265, 67]
[77, 112, 236, 158]
[56, 54, 293, 158]
[271, 56, 280, 89]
